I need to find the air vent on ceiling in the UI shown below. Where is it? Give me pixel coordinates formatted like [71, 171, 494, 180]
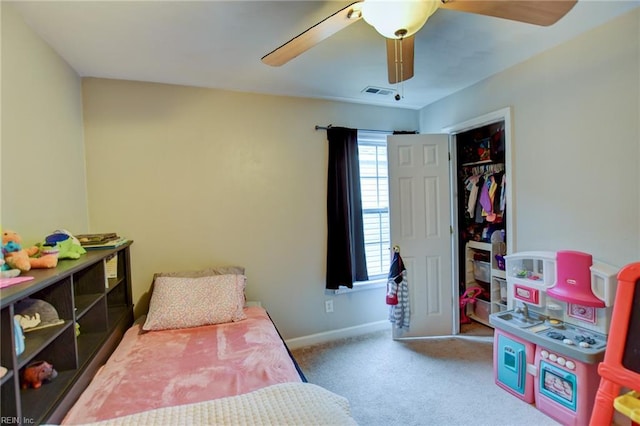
[362, 86, 395, 96]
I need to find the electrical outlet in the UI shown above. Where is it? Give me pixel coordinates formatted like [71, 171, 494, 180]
[325, 299, 334, 313]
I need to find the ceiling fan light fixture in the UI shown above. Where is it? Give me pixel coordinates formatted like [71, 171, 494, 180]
[362, 0, 440, 39]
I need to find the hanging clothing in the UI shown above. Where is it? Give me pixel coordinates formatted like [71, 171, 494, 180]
[500, 174, 507, 214]
[492, 171, 504, 215]
[474, 176, 486, 224]
[387, 251, 410, 329]
[479, 177, 493, 217]
[465, 175, 480, 218]
[486, 175, 499, 222]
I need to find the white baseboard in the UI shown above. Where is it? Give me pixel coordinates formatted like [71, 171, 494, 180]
[285, 320, 389, 350]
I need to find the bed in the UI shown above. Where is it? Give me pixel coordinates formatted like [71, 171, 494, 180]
[62, 269, 356, 425]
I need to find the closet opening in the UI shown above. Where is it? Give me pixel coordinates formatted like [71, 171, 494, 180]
[448, 109, 513, 334]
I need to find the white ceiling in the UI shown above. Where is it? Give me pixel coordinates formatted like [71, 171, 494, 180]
[10, 1, 640, 110]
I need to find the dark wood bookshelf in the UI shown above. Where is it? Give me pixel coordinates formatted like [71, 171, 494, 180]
[0, 242, 133, 424]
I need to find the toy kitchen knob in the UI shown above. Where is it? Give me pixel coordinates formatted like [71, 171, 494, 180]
[565, 360, 576, 370]
[563, 338, 575, 345]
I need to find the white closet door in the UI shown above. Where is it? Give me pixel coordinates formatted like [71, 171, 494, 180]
[388, 134, 454, 338]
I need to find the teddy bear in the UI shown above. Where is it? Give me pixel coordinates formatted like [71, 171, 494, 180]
[2, 230, 58, 272]
[2, 238, 32, 272]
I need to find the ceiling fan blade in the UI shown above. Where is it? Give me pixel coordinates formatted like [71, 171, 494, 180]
[439, 0, 578, 26]
[262, 1, 363, 67]
[387, 36, 415, 84]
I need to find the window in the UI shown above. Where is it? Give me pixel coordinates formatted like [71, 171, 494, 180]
[358, 131, 391, 280]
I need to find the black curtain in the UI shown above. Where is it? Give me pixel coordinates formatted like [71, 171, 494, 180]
[326, 127, 368, 289]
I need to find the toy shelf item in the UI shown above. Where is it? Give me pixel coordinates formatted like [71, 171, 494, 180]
[590, 261, 619, 307]
[505, 251, 556, 309]
[75, 233, 119, 245]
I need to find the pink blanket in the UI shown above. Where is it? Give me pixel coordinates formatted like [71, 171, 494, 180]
[63, 307, 302, 424]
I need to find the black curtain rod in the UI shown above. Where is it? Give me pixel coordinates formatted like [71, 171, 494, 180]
[315, 125, 417, 134]
[315, 125, 394, 134]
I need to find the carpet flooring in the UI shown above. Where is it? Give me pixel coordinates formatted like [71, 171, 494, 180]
[291, 322, 562, 426]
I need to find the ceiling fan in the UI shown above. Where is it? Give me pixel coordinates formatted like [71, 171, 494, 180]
[261, 0, 578, 85]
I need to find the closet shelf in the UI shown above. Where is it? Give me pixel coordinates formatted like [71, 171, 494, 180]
[462, 159, 493, 167]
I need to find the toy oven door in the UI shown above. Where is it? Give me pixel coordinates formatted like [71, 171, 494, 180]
[538, 360, 578, 412]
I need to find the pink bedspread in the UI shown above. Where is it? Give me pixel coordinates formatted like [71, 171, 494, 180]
[62, 307, 302, 424]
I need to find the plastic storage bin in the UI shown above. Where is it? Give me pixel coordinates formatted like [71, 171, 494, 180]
[474, 299, 491, 323]
[473, 261, 491, 282]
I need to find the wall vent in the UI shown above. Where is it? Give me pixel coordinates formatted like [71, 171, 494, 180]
[362, 86, 395, 96]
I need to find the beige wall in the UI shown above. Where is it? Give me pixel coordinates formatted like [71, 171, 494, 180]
[1, 4, 89, 244]
[420, 8, 640, 267]
[81, 78, 418, 338]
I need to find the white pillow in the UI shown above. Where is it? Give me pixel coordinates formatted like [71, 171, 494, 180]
[143, 274, 246, 331]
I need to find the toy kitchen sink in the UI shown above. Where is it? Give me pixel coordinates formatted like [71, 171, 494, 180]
[493, 308, 546, 328]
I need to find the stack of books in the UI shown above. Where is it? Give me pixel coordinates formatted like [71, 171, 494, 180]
[76, 233, 129, 250]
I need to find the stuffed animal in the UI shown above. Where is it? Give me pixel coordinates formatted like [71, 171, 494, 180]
[21, 360, 58, 389]
[2, 230, 58, 272]
[2, 238, 32, 272]
[0, 250, 21, 278]
[39, 230, 86, 260]
[56, 238, 86, 259]
[16, 312, 41, 329]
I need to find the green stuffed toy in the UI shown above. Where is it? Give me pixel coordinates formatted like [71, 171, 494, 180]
[39, 230, 86, 260]
[53, 238, 86, 260]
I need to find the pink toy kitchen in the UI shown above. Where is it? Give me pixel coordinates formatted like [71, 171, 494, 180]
[489, 250, 620, 426]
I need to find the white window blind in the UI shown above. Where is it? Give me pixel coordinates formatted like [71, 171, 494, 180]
[358, 130, 390, 279]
